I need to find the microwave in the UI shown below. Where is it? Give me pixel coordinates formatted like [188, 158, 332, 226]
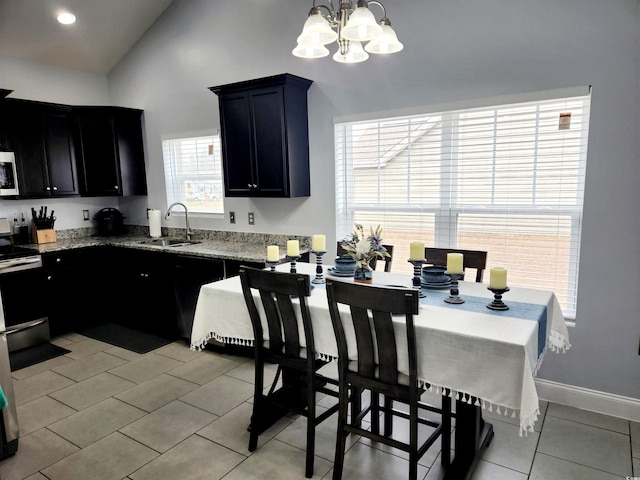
[0, 152, 19, 196]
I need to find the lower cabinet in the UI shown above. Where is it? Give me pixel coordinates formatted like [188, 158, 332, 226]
[173, 255, 226, 340]
[42, 246, 267, 342]
[43, 247, 104, 337]
[114, 249, 176, 339]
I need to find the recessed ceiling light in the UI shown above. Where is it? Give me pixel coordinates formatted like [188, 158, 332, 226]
[57, 12, 77, 25]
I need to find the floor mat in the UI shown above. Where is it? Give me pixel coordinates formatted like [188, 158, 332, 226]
[80, 323, 174, 354]
[9, 343, 71, 371]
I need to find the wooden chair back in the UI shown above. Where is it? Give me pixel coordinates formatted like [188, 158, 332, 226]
[424, 247, 487, 283]
[326, 280, 419, 392]
[239, 266, 313, 360]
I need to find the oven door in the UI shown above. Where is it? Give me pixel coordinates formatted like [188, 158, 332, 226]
[0, 265, 49, 352]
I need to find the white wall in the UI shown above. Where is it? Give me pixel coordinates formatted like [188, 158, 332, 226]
[108, 0, 640, 400]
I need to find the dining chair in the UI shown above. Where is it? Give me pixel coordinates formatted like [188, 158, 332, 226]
[424, 247, 488, 283]
[336, 241, 394, 272]
[325, 279, 452, 480]
[239, 266, 339, 478]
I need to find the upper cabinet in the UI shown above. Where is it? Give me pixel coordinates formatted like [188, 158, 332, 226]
[74, 106, 147, 197]
[2, 99, 79, 198]
[210, 73, 312, 198]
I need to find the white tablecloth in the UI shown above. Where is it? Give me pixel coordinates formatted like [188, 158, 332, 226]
[191, 263, 570, 433]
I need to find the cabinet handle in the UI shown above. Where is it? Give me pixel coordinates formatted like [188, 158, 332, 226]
[52, 186, 58, 191]
[56, 257, 62, 263]
[45, 186, 51, 191]
[247, 183, 252, 188]
[47, 275, 52, 281]
[114, 185, 119, 190]
[247, 183, 258, 189]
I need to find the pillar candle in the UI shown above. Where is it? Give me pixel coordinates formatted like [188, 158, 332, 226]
[490, 267, 508, 289]
[287, 240, 300, 257]
[446, 253, 464, 274]
[312, 234, 326, 252]
[267, 245, 279, 262]
[409, 241, 425, 261]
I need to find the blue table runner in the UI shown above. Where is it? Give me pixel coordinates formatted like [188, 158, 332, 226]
[419, 289, 548, 358]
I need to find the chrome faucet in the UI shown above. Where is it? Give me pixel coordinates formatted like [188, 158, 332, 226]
[165, 202, 193, 241]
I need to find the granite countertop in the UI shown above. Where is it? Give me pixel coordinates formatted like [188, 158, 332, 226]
[26, 230, 311, 264]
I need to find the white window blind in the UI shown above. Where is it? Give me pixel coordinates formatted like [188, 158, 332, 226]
[335, 92, 591, 318]
[162, 134, 224, 214]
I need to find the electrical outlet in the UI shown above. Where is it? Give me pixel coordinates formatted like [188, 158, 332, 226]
[248, 212, 255, 225]
[229, 211, 235, 224]
[83, 209, 90, 221]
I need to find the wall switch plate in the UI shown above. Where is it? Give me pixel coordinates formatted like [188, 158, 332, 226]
[83, 209, 90, 221]
[248, 212, 255, 225]
[230, 211, 235, 224]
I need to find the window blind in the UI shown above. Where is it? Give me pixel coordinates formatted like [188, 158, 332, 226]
[335, 92, 590, 318]
[162, 135, 224, 214]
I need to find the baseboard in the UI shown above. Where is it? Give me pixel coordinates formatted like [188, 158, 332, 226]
[536, 378, 640, 422]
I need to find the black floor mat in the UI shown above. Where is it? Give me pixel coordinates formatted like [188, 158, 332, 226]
[9, 343, 71, 371]
[80, 323, 174, 354]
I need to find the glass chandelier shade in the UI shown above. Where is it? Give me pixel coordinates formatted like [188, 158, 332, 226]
[293, 0, 402, 64]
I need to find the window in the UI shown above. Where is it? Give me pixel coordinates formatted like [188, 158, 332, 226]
[335, 90, 591, 318]
[162, 134, 224, 214]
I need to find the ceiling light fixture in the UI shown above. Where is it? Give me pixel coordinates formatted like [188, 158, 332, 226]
[293, 0, 403, 64]
[57, 12, 77, 25]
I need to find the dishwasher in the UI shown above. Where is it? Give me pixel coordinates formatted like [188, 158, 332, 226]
[0, 218, 49, 459]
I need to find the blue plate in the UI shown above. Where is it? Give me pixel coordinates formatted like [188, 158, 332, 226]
[328, 267, 355, 277]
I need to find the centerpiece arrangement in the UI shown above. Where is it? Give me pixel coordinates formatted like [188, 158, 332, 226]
[339, 224, 390, 283]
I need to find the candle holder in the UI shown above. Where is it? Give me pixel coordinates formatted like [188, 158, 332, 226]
[287, 255, 301, 273]
[266, 260, 278, 272]
[444, 272, 465, 304]
[311, 250, 326, 284]
[487, 286, 510, 310]
[408, 259, 427, 298]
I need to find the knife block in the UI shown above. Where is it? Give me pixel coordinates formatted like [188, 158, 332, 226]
[32, 225, 56, 244]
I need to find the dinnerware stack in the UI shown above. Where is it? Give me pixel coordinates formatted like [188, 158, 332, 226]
[329, 257, 357, 277]
[421, 266, 452, 289]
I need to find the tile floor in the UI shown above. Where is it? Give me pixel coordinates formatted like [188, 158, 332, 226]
[0, 333, 637, 480]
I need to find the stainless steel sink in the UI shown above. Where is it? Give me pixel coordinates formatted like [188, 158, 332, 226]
[139, 238, 202, 248]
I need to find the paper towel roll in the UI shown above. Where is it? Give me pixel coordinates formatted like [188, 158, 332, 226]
[148, 209, 162, 238]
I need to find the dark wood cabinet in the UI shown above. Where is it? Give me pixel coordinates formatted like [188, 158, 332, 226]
[210, 73, 312, 197]
[74, 107, 147, 196]
[43, 247, 102, 336]
[4, 99, 79, 198]
[173, 255, 226, 340]
[114, 249, 176, 338]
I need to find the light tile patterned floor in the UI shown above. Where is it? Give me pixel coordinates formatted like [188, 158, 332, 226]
[0, 334, 637, 480]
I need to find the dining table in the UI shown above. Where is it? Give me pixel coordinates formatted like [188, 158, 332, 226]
[191, 261, 571, 479]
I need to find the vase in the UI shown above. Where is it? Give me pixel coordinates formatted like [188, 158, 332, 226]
[354, 264, 373, 284]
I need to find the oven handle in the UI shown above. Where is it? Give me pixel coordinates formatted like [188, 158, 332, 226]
[0, 317, 47, 336]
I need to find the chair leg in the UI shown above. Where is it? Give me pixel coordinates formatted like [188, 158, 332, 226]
[305, 374, 316, 478]
[248, 355, 265, 452]
[371, 391, 380, 435]
[409, 400, 418, 480]
[332, 383, 350, 480]
[383, 396, 393, 436]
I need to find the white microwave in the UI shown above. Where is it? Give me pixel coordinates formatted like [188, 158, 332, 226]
[0, 152, 19, 196]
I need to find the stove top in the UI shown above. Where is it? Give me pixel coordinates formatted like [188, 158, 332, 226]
[0, 245, 39, 259]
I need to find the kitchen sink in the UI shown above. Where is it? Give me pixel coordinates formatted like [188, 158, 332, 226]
[139, 238, 202, 248]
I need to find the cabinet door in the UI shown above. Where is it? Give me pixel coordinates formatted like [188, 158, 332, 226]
[219, 93, 254, 196]
[9, 101, 78, 198]
[43, 110, 79, 196]
[173, 256, 225, 340]
[251, 87, 287, 196]
[113, 109, 147, 195]
[10, 104, 50, 197]
[74, 111, 121, 195]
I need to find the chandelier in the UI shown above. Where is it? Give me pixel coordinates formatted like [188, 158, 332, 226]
[292, 0, 403, 64]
